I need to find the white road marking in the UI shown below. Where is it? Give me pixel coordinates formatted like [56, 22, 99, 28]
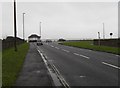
[37, 49, 70, 88]
[55, 47, 59, 49]
[73, 53, 90, 59]
[37, 50, 62, 86]
[116, 55, 120, 57]
[51, 45, 54, 47]
[79, 76, 86, 78]
[102, 62, 120, 70]
[36, 70, 41, 73]
[52, 64, 70, 88]
[88, 50, 92, 51]
[62, 49, 70, 53]
[73, 53, 79, 56]
[80, 54, 90, 59]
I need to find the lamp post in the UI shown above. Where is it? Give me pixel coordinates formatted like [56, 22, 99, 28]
[23, 13, 25, 40]
[14, 0, 17, 51]
[103, 23, 105, 39]
[98, 32, 100, 46]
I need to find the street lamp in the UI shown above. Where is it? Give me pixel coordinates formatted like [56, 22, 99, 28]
[98, 32, 100, 46]
[23, 13, 25, 40]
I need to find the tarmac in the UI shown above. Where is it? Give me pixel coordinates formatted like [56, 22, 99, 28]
[15, 43, 54, 87]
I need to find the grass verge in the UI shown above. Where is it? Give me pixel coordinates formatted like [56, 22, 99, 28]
[2, 43, 29, 86]
[59, 41, 120, 55]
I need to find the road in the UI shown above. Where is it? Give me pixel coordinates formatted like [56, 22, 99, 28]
[36, 42, 119, 86]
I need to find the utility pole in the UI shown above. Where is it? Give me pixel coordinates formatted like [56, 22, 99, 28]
[98, 32, 100, 46]
[40, 22, 41, 39]
[14, 0, 17, 51]
[23, 13, 25, 40]
[103, 23, 105, 39]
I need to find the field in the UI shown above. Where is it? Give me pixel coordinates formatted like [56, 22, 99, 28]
[2, 43, 29, 86]
[59, 41, 120, 55]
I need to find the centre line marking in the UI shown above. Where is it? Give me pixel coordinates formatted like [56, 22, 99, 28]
[73, 53, 90, 59]
[73, 53, 79, 56]
[102, 62, 120, 70]
[88, 50, 92, 51]
[62, 49, 70, 53]
[55, 47, 59, 49]
[51, 45, 54, 47]
[80, 54, 90, 59]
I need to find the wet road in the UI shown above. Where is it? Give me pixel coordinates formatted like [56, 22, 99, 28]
[36, 42, 119, 86]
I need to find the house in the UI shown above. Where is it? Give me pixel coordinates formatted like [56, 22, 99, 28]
[28, 34, 41, 42]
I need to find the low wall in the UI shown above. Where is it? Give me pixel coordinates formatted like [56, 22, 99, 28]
[93, 38, 120, 47]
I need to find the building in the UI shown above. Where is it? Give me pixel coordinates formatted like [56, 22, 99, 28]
[28, 34, 41, 42]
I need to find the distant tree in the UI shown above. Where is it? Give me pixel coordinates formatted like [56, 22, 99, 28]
[110, 33, 113, 38]
[58, 38, 66, 42]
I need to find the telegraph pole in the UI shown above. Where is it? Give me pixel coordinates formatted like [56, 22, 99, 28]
[103, 23, 105, 39]
[23, 13, 25, 40]
[14, 0, 17, 51]
[40, 22, 41, 39]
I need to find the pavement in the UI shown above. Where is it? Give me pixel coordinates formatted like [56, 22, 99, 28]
[15, 43, 54, 87]
[37, 42, 119, 87]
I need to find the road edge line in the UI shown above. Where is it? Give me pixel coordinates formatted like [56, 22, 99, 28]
[37, 49, 70, 88]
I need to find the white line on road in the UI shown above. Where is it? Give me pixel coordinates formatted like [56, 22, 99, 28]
[55, 47, 59, 49]
[79, 76, 86, 78]
[73, 53, 79, 56]
[52, 64, 70, 88]
[62, 49, 70, 53]
[102, 62, 120, 70]
[80, 54, 90, 59]
[51, 45, 54, 47]
[73, 53, 90, 59]
[88, 50, 92, 51]
[37, 50, 62, 86]
[116, 55, 120, 57]
[37, 49, 70, 88]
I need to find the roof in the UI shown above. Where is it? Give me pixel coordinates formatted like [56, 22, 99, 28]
[28, 34, 41, 38]
[3, 36, 23, 41]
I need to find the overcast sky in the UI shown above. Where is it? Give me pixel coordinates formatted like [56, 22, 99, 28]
[1, 0, 119, 40]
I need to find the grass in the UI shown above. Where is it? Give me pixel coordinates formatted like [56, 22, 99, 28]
[2, 43, 29, 86]
[59, 41, 120, 55]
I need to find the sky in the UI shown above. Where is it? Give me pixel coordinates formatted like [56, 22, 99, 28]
[1, 0, 119, 40]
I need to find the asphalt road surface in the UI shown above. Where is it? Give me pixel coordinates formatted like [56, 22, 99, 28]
[36, 42, 119, 87]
